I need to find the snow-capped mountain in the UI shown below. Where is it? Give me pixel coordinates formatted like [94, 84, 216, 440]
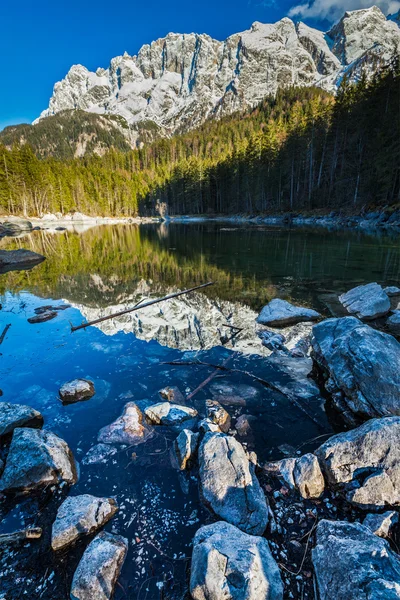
[37, 6, 400, 139]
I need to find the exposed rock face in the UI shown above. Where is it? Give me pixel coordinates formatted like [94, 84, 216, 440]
[363, 511, 399, 539]
[174, 429, 199, 470]
[205, 399, 231, 433]
[339, 282, 390, 320]
[70, 531, 128, 600]
[315, 417, 400, 510]
[98, 402, 153, 445]
[0, 249, 45, 272]
[52, 494, 118, 551]
[144, 402, 197, 425]
[0, 402, 43, 438]
[190, 521, 283, 600]
[59, 379, 95, 404]
[311, 317, 400, 424]
[199, 432, 268, 535]
[312, 519, 400, 600]
[0, 429, 77, 493]
[37, 8, 400, 141]
[293, 453, 325, 499]
[257, 299, 320, 328]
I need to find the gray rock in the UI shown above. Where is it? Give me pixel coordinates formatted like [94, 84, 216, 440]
[205, 399, 231, 433]
[384, 286, 400, 297]
[339, 283, 390, 320]
[190, 521, 283, 600]
[257, 299, 320, 328]
[312, 317, 400, 423]
[258, 329, 286, 351]
[293, 453, 325, 499]
[312, 519, 400, 599]
[198, 418, 221, 434]
[0, 402, 43, 438]
[315, 417, 400, 509]
[363, 511, 399, 539]
[199, 432, 268, 535]
[52, 494, 118, 551]
[387, 311, 400, 335]
[144, 402, 197, 425]
[174, 429, 199, 470]
[98, 402, 153, 445]
[28, 311, 57, 324]
[59, 379, 95, 404]
[235, 414, 257, 438]
[0, 249, 45, 272]
[70, 531, 128, 600]
[0, 428, 77, 493]
[82, 444, 118, 465]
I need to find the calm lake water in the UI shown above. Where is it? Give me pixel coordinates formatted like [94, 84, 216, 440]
[1, 222, 400, 599]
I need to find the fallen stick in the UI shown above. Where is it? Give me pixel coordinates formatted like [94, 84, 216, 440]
[0, 323, 11, 345]
[70, 282, 214, 332]
[0, 527, 42, 544]
[186, 355, 233, 401]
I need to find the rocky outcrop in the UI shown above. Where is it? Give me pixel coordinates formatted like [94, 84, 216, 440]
[190, 521, 283, 600]
[59, 379, 95, 404]
[144, 402, 197, 425]
[363, 511, 399, 539]
[311, 317, 400, 424]
[339, 282, 390, 320]
[0, 249, 45, 273]
[257, 299, 320, 328]
[315, 417, 400, 510]
[0, 428, 77, 493]
[312, 519, 400, 600]
[173, 429, 199, 470]
[199, 432, 268, 535]
[98, 402, 153, 445]
[0, 402, 43, 438]
[70, 531, 128, 600]
[52, 494, 118, 551]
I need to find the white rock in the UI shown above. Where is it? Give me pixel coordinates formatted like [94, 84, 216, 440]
[98, 402, 153, 445]
[59, 379, 95, 404]
[257, 299, 320, 328]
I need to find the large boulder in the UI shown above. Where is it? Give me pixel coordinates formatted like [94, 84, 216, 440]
[339, 282, 390, 320]
[52, 494, 118, 551]
[59, 379, 95, 404]
[311, 317, 400, 424]
[199, 432, 268, 535]
[0, 249, 45, 272]
[312, 519, 400, 599]
[70, 531, 128, 600]
[0, 428, 77, 493]
[190, 521, 283, 600]
[144, 402, 197, 425]
[98, 402, 153, 445]
[315, 417, 400, 510]
[0, 402, 43, 438]
[257, 298, 320, 328]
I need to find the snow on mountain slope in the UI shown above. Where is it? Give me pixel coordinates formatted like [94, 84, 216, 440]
[36, 7, 400, 139]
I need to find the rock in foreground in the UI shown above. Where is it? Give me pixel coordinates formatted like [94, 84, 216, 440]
[190, 521, 283, 600]
[0, 428, 77, 493]
[144, 402, 197, 425]
[339, 282, 390, 320]
[199, 432, 268, 535]
[312, 519, 400, 599]
[315, 417, 400, 509]
[70, 531, 128, 600]
[59, 379, 95, 404]
[312, 317, 400, 424]
[0, 249, 45, 273]
[52, 494, 118, 551]
[257, 298, 320, 328]
[98, 402, 153, 445]
[0, 402, 43, 438]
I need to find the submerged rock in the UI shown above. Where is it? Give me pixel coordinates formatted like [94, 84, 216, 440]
[52, 494, 118, 551]
[315, 417, 400, 510]
[144, 402, 197, 425]
[0, 428, 77, 493]
[28, 310, 57, 324]
[257, 299, 320, 328]
[158, 386, 185, 403]
[174, 429, 199, 470]
[199, 432, 268, 535]
[70, 531, 128, 600]
[82, 443, 118, 465]
[312, 519, 400, 599]
[235, 414, 257, 438]
[311, 317, 400, 424]
[363, 511, 399, 539]
[0, 402, 43, 438]
[59, 379, 95, 404]
[339, 282, 390, 320]
[0, 249, 45, 272]
[98, 402, 153, 445]
[190, 521, 283, 600]
[205, 399, 231, 433]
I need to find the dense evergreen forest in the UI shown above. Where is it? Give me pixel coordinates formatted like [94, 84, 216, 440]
[0, 61, 399, 217]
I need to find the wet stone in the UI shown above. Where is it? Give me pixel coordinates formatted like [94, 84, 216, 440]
[339, 282, 391, 320]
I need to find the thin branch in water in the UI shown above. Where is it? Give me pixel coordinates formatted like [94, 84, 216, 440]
[0, 323, 11, 346]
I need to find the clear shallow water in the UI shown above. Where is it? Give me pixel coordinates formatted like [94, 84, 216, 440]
[0, 222, 399, 599]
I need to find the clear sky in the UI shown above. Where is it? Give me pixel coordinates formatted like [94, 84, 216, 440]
[0, 0, 397, 130]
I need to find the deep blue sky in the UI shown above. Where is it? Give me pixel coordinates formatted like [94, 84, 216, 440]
[0, 0, 386, 130]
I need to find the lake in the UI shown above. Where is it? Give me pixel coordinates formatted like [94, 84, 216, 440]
[1, 222, 400, 599]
